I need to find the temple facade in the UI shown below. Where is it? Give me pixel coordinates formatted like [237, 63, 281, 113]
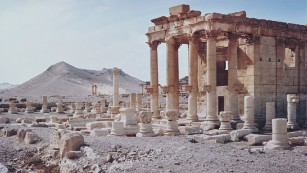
[146, 4, 307, 127]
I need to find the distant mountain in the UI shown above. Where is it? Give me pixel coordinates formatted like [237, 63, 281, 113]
[180, 76, 188, 84]
[0, 83, 15, 92]
[0, 61, 144, 96]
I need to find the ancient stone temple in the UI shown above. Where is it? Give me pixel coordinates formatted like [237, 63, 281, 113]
[146, 4, 307, 127]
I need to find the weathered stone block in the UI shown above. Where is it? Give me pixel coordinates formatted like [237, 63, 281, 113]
[86, 122, 105, 130]
[230, 129, 255, 141]
[60, 132, 84, 158]
[244, 134, 272, 145]
[169, 4, 190, 15]
[90, 128, 111, 137]
[24, 132, 41, 144]
[0, 117, 9, 124]
[179, 126, 203, 135]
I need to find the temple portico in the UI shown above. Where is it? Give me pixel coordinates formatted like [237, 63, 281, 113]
[146, 4, 307, 127]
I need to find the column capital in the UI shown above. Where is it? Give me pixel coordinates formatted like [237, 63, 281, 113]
[147, 41, 161, 50]
[188, 34, 200, 44]
[204, 30, 219, 39]
[112, 67, 121, 75]
[165, 37, 176, 46]
[224, 32, 238, 42]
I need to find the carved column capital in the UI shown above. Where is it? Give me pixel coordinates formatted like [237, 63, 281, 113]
[174, 42, 182, 50]
[224, 32, 238, 42]
[204, 30, 219, 39]
[112, 67, 121, 75]
[165, 37, 176, 46]
[147, 41, 161, 50]
[188, 34, 200, 44]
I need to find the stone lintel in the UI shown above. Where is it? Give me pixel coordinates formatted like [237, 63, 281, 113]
[151, 16, 169, 26]
[182, 85, 192, 92]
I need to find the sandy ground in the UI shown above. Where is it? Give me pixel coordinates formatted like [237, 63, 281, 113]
[1, 112, 307, 173]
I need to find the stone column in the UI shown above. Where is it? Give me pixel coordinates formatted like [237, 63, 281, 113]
[70, 103, 76, 114]
[218, 111, 232, 130]
[203, 31, 219, 127]
[148, 41, 160, 119]
[264, 102, 275, 131]
[8, 102, 18, 114]
[130, 93, 136, 109]
[56, 102, 64, 114]
[287, 94, 299, 129]
[265, 118, 289, 150]
[136, 111, 156, 137]
[227, 35, 240, 122]
[101, 100, 106, 113]
[40, 96, 49, 113]
[136, 93, 142, 111]
[111, 67, 121, 115]
[186, 35, 199, 122]
[25, 102, 34, 113]
[164, 109, 180, 136]
[242, 96, 257, 130]
[74, 102, 83, 117]
[165, 37, 176, 110]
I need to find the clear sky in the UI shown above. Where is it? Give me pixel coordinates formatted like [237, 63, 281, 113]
[0, 0, 306, 85]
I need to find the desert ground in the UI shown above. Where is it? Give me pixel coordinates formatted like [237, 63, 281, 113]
[1, 107, 307, 173]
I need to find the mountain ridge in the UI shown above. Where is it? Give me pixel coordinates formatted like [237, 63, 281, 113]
[0, 61, 144, 96]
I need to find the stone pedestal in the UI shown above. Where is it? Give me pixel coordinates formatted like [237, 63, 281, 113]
[40, 96, 49, 113]
[164, 110, 180, 136]
[286, 94, 299, 129]
[56, 102, 64, 114]
[136, 93, 143, 111]
[109, 122, 126, 136]
[84, 102, 91, 113]
[264, 102, 275, 131]
[74, 102, 83, 117]
[120, 108, 139, 136]
[109, 106, 120, 118]
[265, 118, 289, 150]
[91, 102, 102, 114]
[25, 102, 34, 113]
[136, 111, 155, 137]
[8, 102, 18, 114]
[218, 111, 232, 130]
[243, 96, 257, 130]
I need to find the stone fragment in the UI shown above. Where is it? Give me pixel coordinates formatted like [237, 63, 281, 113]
[66, 151, 83, 159]
[169, 4, 190, 15]
[24, 132, 41, 144]
[0, 117, 9, 124]
[120, 108, 139, 136]
[203, 134, 231, 143]
[109, 122, 126, 136]
[265, 118, 289, 150]
[204, 129, 230, 136]
[244, 134, 272, 145]
[21, 119, 32, 124]
[86, 122, 105, 130]
[287, 131, 304, 138]
[289, 137, 305, 146]
[90, 128, 111, 136]
[30, 123, 48, 128]
[218, 111, 232, 130]
[60, 132, 84, 158]
[35, 117, 47, 123]
[3, 128, 17, 137]
[230, 129, 255, 141]
[16, 129, 32, 142]
[179, 126, 203, 135]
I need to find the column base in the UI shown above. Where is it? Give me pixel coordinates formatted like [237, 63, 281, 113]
[186, 115, 199, 122]
[219, 122, 232, 130]
[124, 125, 139, 136]
[164, 121, 180, 136]
[265, 140, 289, 150]
[287, 122, 300, 130]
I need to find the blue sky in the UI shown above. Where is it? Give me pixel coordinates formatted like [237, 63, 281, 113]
[0, 0, 306, 85]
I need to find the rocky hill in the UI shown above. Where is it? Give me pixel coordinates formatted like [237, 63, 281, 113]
[0, 61, 144, 97]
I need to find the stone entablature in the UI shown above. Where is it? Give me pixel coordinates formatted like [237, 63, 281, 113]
[147, 5, 307, 43]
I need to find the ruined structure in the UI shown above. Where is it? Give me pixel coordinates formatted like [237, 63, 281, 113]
[146, 4, 307, 127]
